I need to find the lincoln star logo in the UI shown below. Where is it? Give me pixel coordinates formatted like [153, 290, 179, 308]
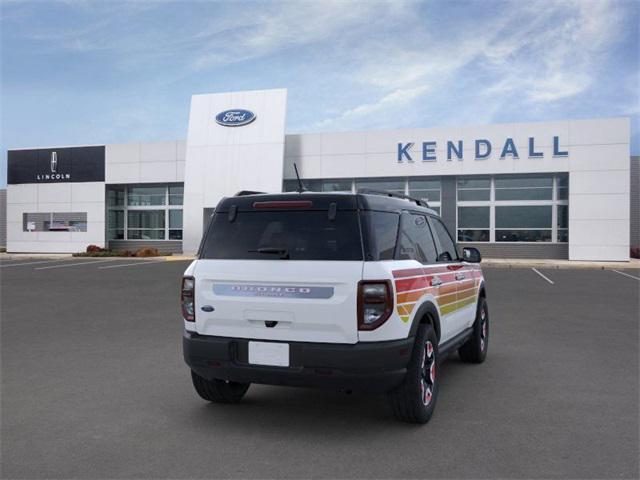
[215, 109, 256, 127]
[36, 151, 70, 181]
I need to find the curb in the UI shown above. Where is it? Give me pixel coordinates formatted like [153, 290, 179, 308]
[482, 260, 640, 270]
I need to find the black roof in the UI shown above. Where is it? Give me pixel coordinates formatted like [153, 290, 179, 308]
[215, 191, 439, 216]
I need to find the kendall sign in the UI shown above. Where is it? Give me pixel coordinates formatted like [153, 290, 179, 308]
[397, 136, 568, 163]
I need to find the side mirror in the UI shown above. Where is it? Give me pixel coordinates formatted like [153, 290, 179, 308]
[462, 247, 482, 263]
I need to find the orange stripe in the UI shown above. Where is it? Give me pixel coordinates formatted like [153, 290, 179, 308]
[437, 283, 457, 295]
[436, 292, 457, 305]
[397, 288, 430, 304]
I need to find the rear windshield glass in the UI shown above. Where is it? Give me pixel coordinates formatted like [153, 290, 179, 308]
[201, 211, 363, 260]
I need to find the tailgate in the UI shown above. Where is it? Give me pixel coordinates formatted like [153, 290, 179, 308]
[194, 259, 363, 344]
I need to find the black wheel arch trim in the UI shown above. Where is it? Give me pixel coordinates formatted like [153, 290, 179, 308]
[408, 301, 442, 341]
[478, 280, 487, 298]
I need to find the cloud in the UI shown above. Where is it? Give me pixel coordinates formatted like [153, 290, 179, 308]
[313, 85, 429, 129]
[188, 1, 411, 71]
[308, 0, 630, 131]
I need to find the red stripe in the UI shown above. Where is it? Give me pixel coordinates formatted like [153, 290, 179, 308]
[392, 268, 425, 278]
[395, 276, 429, 292]
[392, 265, 459, 278]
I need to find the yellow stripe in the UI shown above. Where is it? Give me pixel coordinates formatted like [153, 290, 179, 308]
[400, 315, 410, 323]
[440, 295, 477, 315]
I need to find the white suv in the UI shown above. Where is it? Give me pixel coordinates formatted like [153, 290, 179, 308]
[182, 191, 488, 423]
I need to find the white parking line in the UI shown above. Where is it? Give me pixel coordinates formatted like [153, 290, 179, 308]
[0, 259, 70, 268]
[612, 269, 640, 281]
[98, 260, 166, 269]
[34, 259, 118, 270]
[532, 268, 555, 285]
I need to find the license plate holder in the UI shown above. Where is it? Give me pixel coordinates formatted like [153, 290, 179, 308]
[248, 341, 290, 367]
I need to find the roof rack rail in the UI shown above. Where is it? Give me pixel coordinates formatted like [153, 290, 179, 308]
[234, 190, 266, 196]
[357, 188, 430, 208]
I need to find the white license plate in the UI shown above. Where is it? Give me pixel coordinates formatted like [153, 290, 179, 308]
[248, 341, 290, 367]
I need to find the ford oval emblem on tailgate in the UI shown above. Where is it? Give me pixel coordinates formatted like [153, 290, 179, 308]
[213, 284, 334, 299]
[215, 109, 256, 127]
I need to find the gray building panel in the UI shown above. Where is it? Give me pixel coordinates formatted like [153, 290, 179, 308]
[107, 240, 182, 255]
[631, 156, 639, 248]
[440, 177, 457, 238]
[459, 242, 568, 259]
[0, 189, 6, 247]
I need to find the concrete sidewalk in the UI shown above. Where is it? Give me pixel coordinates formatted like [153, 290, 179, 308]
[482, 257, 640, 270]
[2, 252, 638, 270]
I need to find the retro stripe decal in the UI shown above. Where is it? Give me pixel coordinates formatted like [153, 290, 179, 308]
[392, 264, 483, 323]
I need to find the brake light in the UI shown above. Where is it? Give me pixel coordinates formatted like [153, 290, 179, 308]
[181, 276, 195, 322]
[357, 280, 393, 330]
[253, 200, 313, 209]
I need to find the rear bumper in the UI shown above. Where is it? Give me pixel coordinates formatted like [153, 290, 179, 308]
[183, 331, 413, 392]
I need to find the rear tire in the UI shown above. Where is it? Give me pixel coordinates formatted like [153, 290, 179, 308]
[458, 297, 489, 364]
[191, 371, 250, 403]
[387, 324, 439, 424]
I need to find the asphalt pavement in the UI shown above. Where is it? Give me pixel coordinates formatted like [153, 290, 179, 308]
[1, 259, 638, 479]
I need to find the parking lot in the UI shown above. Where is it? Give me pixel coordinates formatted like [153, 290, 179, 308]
[1, 258, 638, 479]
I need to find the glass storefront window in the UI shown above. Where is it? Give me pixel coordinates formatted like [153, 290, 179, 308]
[496, 206, 552, 229]
[557, 204, 568, 242]
[127, 210, 165, 239]
[127, 186, 166, 206]
[23, 212, 87, 232]
[106, 185, 183, 242]
[457, 178, 491, 201]
[409, 178, 441, 203]
[128, 210, 165, 228]
[494, 176, 553, 201]
[356, 178, 405, 194]
[495, 205, 552, 242]
[557, 174, 569, 200]
[495, 230, 552, 242]
[169, 210, 183, 229]
[457, 206, 490, 242]
[321, 179, 352, 191]
[127, 230, 166, 240]
[169, 185, 184, 205]
[108, 210, 124, 239]
[107, 188, 125, 206]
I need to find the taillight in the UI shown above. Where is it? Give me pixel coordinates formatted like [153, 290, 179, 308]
[181, 276, 195, 322]
[357, 280, 393, 330]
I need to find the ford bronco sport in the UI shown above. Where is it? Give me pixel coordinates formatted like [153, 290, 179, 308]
[182, 190, 488, 423]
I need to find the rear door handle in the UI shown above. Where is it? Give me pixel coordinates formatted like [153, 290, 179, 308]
[431, 276, 443, 286]
[455, 273, 466, 281]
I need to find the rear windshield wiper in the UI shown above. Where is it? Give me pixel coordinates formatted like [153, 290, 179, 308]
[249, 247, 290, 259]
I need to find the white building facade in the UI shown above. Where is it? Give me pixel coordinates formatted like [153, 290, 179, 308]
[5, 88, 634, 261]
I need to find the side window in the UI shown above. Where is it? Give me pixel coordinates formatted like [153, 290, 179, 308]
[429, 217, 459, 262]
[396, 212, 438, 264]
[361, 211, 400, 261]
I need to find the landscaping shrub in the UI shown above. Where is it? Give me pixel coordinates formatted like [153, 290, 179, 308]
[134, 247, 161, 257]
[73, 246, 164, 257]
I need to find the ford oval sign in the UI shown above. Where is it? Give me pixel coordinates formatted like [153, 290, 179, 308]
[215, 109, 256, 127]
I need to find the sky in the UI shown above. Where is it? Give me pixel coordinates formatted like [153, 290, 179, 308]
[1, 0, 638, 187]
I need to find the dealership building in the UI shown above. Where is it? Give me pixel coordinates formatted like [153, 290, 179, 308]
[4, 88, 638, 261]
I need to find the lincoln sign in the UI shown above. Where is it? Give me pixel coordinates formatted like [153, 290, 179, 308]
[397, 136, 569, 163]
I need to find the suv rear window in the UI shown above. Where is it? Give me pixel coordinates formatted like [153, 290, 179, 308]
[200, 211, 363, 261]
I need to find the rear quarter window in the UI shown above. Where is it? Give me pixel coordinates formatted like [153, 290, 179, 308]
[201, 210, 363, 261]
[361, 211, 400, 261]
